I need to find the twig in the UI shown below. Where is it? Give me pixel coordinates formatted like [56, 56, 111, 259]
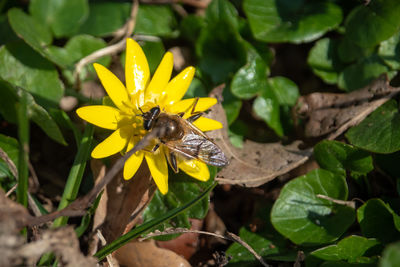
[97, 230, 116, 267]
[5, 183, 18, 197]
[316, 194, 356, 209]
[140, 228, 270, 267]
[73, 0, 139, 88]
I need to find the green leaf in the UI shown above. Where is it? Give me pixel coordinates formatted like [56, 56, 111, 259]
[142, 168, 215, 240]
[8, 8, 52, 51]
[0, 42, 64, 108]
[338, 55, 391, 91]
[179, 14, 205, 43]
[338, 36, 375, 64]
[29, 0, 89, 37]
[314, 140, 373, 176]
[268, 76, 299, 106]
[196, 0, 247, 84]
[0, 134, 19, 178]
[243, 0, 343, 43]
[345, 0, 400, 48]
[226, 205, 296, 265]
[77, 2, 131, 37]
[310, 235, 380, 262]
[222, 88, 242, 125]
[231, 48, 269, 99]
[378, 31, 400, 70]
[0, 15, 19, 46]
[346, 100, 400, 154]
[135, 5, 177, 37]
[357, 199, 400, 244]
[380, 242, 400, 267]
[308, 38, 344, 84]
[253, 91, 283, 137]
[271, 169, 355, 245]
[0, 78, 18, 123]
[184, 78, 208, 99]
[0, 79, 66, 145]
[50, 34, 109, 67]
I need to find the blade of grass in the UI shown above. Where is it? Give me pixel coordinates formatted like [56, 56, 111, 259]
[53, 123, 94, 227]
[16, 90, 29, 208]
[94, 181, 217, 261]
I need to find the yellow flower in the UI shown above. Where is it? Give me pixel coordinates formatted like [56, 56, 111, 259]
[76, 38, 222, 194]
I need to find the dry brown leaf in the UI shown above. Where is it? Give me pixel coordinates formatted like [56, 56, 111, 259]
[207, 86, 312, 187]
[294, 75, 400, 138]
[114, 240, 191, 267]
[157, 218, 203, 260]
[0, 189, 96, 266]
[92, 158, 154, 243]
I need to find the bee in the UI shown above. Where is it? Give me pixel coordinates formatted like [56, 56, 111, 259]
[131, 99, 228, 172]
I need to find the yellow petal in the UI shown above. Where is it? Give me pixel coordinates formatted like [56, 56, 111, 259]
[168, 97, 217, 117]
[123, 151, 144, 180]
[178, 159, 210, 181]
[145, 52, 173, 103]
[145, 148, 168, 194]
[125, 38, 150, 106]
[193, 117, 223, 132]
[162, 66, 195, 106]
[93, 63, 130, 111]
[91, 126, 132, 158]
[76, 106, 127, 130]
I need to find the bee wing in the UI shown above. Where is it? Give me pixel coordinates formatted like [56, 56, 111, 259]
[163, 121, 228, 167]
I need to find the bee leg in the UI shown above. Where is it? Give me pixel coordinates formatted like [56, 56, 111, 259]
[178, 112, 185, 117]
[168, 152, 179, 173]
[187, 112, 203, 123]
[152, 143, 160, 152]
[190, 97, 200, 114]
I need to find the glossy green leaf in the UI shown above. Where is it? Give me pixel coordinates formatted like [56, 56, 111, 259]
[243, 0, 343, 43]
[0, 42, 64, 108]
[196, 0, 246, 84]
[357, 199, 400, 243]
[310, 235, 380, 262]
[142, 168, 215, 240]
[345, 0, 400, 48]
[231, 48, 269, 99]
[179, 14, 205, 43]
[48, 34, 109, 67]
[314, 140, 373, 176]
[222, 88, 242, 125]
[268, 76, 299, 106]
[346, 100, 400, 154]
[308, 38, 344, 84]
[378, 31, 400, 70]
[0, 79, 65, 145]
[29, 0, 89, 37]
[380, 242, 400, 267]
[135, 5, 177, 37]
[253, 91, 283, 137]
[0, 134, 19, 178]
[338, 55, 391, 91]
[0, 79, 18, 123]
[8, 8, 52, 51]
[184, 78, 208, 99]
[78, 2, 131, 37]
[0, 15, 18, 45]
[271, 169, 355, 245]
[226, 205, 295, 265]
[337, 36, 375, 64]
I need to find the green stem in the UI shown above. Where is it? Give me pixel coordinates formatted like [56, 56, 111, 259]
[53, 124, 94, 227]
[95, 182, 217, 261]
[17, 91, 29, 207]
